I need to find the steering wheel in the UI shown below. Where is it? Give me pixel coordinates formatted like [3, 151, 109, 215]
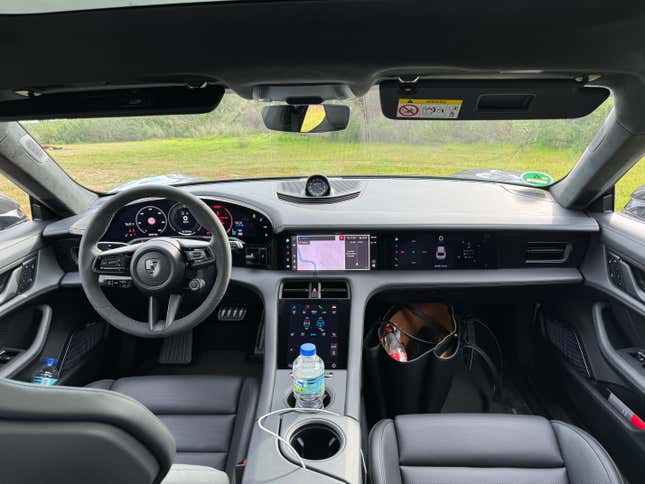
[78, 185, 232, 338]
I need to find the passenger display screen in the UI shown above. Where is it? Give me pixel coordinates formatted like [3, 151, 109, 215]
[391, 232, 495, 269]
[291, 234, 370, 271]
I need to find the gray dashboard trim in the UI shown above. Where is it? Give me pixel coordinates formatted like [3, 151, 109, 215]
[42, 178, 599, 239]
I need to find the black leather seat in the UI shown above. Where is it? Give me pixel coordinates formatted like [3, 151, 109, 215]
[0, 377, 229, 484]
[369, 414, 624, 484]
[88, 375, 258, 479]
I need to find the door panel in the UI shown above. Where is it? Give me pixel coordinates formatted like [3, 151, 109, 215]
[0, 220, 63, 379]
[0, 220, 108, 385]
[548, 212, 645, 482]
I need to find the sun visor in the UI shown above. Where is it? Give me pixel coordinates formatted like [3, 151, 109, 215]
[380, 80, 609, 120]
[0, 84, 225, 121]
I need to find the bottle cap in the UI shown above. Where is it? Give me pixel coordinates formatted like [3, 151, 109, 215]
[300, 343, 316, 357]
[44, 357, 58, 366]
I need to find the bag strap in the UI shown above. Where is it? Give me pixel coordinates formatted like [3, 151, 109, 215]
[400, 303, 451, 342]
[463, 342, 503, 400]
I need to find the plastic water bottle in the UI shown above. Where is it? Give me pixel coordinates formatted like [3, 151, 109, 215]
[32, 357, 59, 385]
[292, 343, 325, 409]
[382, 323, 408, 362]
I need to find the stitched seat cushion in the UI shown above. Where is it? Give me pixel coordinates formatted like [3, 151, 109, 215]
[88, 375, 258, 479]
[369, 413, 624, 484]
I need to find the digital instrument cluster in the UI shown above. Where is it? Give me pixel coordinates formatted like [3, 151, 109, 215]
[102, 198, 272, 244]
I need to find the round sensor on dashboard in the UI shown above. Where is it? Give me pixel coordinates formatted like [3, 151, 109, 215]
[305, 175, 331, 197]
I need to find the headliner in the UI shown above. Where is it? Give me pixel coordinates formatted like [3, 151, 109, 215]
[0, 1, 644, 98]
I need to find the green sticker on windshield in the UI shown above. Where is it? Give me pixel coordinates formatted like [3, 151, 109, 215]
[521, 171, 554, 186]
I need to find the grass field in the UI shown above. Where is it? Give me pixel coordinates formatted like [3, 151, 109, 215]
[1, 134, 643, 217]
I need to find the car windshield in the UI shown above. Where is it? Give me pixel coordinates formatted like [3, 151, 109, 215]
[22, 88, 614, 197]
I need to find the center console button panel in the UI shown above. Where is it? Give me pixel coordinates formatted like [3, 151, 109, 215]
[278, 280, 350, 370]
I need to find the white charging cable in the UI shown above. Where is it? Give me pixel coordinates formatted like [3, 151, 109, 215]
[257, 407, 341, 470]
[256, 406, 368, 481]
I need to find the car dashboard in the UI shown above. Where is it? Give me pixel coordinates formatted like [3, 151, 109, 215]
[45, 176, 597, 275]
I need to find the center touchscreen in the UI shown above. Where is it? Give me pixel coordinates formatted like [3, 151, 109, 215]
[291, 234, 370, 271]
[284, 302, 341, 369]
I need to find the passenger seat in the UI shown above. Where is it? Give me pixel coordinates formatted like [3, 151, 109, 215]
[369, 414, 624, 484]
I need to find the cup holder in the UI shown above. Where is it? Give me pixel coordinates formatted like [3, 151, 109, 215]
[286, 390, 332, 408]
[289, 422, 342, 460]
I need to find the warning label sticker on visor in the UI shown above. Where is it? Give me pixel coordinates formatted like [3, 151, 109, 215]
[397, 98, 463, 119]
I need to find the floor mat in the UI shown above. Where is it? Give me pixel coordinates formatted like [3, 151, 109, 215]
[142, 350, 262, 378]
[441, 358, 533, 415]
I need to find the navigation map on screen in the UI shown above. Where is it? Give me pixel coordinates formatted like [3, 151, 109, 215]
[292, 234, 370, 271]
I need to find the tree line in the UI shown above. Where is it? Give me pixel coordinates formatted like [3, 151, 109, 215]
[25, 89, 613, 150]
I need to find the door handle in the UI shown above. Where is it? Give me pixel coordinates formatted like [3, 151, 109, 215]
[608, 252, 645, 303]
[593, 302, 645, 395]
[0, 304, 52, 379]
[0, 265, 23, 306]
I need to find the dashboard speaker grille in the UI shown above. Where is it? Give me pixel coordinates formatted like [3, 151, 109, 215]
[277, 191, 360, 204]
[277, 178, 362, 204]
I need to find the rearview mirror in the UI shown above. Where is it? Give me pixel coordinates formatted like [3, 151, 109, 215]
[261, 104, 349, 133]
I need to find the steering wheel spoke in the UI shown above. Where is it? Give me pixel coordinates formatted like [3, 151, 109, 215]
[166, 293, 183, 326]
[92, 244, 137, 276]
[148, 296, 160, 331]
[148, 293, 184, 332]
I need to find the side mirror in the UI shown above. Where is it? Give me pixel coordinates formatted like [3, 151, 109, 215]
[624, 185, 645, 222]
[261, 104, 349, 133]
[0, 194, 27, 230]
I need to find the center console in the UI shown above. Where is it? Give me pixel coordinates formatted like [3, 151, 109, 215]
[254, 278, 360, 484]
[274, 280, 351, 411]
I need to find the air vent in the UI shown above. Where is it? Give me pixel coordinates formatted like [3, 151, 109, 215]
[525, 241, 571, 264]
[320, 281, 350, 299]
[280, 280, 350, 299]
[280, 281, 311, 299]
